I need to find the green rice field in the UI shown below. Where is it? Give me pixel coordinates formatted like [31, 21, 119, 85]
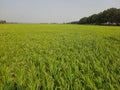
[0, 24, 120, 90]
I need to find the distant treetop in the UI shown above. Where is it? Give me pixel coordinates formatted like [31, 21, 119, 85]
[0, 19, 6, 24]
[71, 8, 120, 25]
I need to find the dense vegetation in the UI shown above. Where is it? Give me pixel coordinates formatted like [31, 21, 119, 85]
[70, 8, 120, 25]
[79, 8, 120, 25]
[0, 24, 120, 90]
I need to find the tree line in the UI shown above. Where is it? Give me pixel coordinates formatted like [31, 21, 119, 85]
[70, 8, 120, 25]
[0, 20, 6, 24]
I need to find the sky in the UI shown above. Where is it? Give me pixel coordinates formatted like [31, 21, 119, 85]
[0, 0, 120, 23]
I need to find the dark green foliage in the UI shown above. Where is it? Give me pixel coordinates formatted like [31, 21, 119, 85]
[78, 17, 88, 24]
[79, 8, 120, 25]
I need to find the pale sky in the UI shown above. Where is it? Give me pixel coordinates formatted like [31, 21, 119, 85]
[0, 0, 120, 23]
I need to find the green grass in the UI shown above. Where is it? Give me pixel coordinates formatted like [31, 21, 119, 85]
[0, 24, 120, 90]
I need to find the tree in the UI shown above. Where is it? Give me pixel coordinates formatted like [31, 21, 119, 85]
[115, 9, 120, 25]
[0, 20, 6, 24]
[78, 8, 120, 25]
[79, 17, 88, 24]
